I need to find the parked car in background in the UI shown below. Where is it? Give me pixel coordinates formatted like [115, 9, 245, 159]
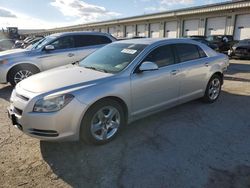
[228, 39, 250, 59]
[13, 36, 44, 49]
[206, 35, 236, 53]
[8, 38, 229, 144]
[119, 36, 147, 40]
[189, 36, 219, 51]
[14, 37, 33, 49]
[21, 36, 44, 48]
[0, 39, 15, 51]
[188, 35, 207, 40]
[0, 32, 116, 86]
[14, 40, 24, 49]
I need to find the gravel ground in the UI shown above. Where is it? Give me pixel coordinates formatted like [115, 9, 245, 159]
[0, 59, 249, 188]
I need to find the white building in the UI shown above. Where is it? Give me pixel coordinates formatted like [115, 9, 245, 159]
[33, 0, 250, 40]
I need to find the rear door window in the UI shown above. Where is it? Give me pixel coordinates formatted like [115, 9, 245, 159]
[74, 35, 112, 48]
[175, 43, 201, 63]
[197, 46, 207, 58]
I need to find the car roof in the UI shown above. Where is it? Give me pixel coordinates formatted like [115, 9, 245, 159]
[50, 31, 113, 37]
[115, 38, 200, 45]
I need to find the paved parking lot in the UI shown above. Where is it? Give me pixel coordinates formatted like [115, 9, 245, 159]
[0, 60, 250, 188]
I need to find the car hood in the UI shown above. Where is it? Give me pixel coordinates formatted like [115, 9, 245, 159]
[0, 48, 30, 59]
[19, 65, 113, 93]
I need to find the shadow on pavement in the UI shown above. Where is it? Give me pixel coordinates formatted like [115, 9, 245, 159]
[205, 165, 250, 188]
[40, 91, 250, 188]
[226, 62, 250, 75]
[0, 85, 12, 102]
[224, 76, 250, 83]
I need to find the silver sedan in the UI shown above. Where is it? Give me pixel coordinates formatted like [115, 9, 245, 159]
[8, 38, 229, 144]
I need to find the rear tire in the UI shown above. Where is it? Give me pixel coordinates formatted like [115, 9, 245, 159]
[80, 99, 125, 145]
[203, 75, 222, 103]
[8, 65, 40, 87]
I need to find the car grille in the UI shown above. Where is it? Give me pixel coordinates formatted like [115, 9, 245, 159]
[13, 107, 23, 116]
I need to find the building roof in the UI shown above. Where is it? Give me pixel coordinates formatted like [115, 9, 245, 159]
[28, 0, 250, 34]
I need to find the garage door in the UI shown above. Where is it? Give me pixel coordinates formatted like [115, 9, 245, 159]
[126, 25, 135, 38]
[165, 21, 178, 38]
[101, 28, 106, 33]
[206, 17, 226, 36]
[108, 27, 116, 37]
[150, 23, 160, 38]
[116, 26, 123, 38]
[183, 19, 199, 36]
[234, 14, 250, 40]
[137, 24, 147, 37]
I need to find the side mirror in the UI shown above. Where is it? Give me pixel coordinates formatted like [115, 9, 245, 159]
[44, 45, 55, 51]
[139, 61, 159, 72]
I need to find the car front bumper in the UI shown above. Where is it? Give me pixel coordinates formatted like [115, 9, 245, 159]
[8, 90, 88, 141]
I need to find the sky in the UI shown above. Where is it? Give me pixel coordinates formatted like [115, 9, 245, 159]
[0, 0, 229, 29]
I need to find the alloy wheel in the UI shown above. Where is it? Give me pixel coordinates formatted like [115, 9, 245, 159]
[90, 106, 121, 141]
[208, 78, 221, 100]
[14, 70, 33, 84]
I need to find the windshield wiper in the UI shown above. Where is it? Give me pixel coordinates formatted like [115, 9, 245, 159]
[72, 61, 79, 65]
[84, 66, 108, 73]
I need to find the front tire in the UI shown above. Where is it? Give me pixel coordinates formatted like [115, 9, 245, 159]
[80, 99, 125, 145]
[203, 75, 222, 103]
[8, 65, 40, 87]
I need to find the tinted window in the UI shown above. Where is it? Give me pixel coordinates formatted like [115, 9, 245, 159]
[34, 36, 56, 50]
[144, 45, 175, 68]
[175, 44, 200, 62]
[50, 36, 75, 50]
[74, 35, 112, 48]
[197, 46, 207, 58]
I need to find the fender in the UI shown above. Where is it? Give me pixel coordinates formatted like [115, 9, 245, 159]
[6, 62, 41, 82]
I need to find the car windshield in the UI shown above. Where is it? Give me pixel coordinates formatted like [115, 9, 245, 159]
[79, 43, 147, 73]
[28, 36, 56, 50]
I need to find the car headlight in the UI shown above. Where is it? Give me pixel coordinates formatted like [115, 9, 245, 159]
[0, 59, 8, 65]
[33, 94, 74, 113]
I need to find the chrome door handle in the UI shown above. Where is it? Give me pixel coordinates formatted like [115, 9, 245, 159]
[171, 70, 179, 75]
[68, 53, 75, 57]
[205, 62, 209, 67]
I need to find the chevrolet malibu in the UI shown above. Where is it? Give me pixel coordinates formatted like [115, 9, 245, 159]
[8, 38, 229, 145]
